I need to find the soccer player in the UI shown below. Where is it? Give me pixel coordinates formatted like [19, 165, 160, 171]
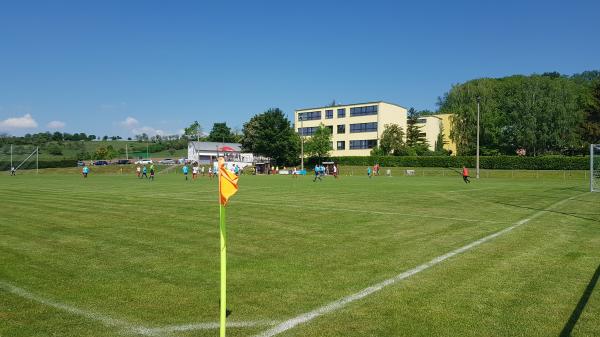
[462, 166, 471, 183]
[82, 165, 89, 178]
[142, 165, 148, 179]
[332, 164, 338, 179]
[192, 165, 198, 180]
[367, 166, 372, 178]
[201, 166, 205, 177]
[136, 165, 141, 178]
[182, 164, 189, 180]
[208, 166, 213, 179]
[234, 164, 240, 176]
[313, 164, 322, 182]
[10, 166, 16, 176]
[149, 166, 155, 181]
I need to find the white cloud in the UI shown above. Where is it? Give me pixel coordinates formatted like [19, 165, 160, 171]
[0, 114, 38, 130]
[47, 120, 66, 129]
[132, 126, 165, 137]
[120, 116, 139, 128]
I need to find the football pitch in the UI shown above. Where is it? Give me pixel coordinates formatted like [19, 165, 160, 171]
[1, 171, 599, 337]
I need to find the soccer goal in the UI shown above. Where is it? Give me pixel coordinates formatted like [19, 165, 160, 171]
[5, 145, 39, 174]
[592, 144, 600, 192]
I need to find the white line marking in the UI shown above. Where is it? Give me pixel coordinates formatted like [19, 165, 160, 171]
[253, 194, 582, 337]
[145, 320, 279, 334]
[0, 281, 277, 335]
[0, 280, 151, 335]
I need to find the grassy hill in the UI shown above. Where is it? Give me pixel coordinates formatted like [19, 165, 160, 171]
[0, 140, 187, 161]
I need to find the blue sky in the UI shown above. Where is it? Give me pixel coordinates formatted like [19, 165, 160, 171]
[1, 0, 599, 137]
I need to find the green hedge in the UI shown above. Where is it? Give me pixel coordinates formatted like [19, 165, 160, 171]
[307, 156, 589, 170]
[0, 160, 77, 171]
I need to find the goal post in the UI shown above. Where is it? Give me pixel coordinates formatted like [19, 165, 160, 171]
[592, 144, 600, 192]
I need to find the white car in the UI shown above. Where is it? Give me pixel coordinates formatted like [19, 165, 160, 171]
[135, 159, 153, 165]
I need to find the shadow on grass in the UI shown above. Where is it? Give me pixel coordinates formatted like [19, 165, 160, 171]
[559, 264, 600, 337]
[494, 202, 600, 223]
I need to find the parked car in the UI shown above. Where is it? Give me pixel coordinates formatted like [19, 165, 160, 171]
[134, 159, 153, 165]
[77, 161, 85, 166]
[116, 159, 131, 165]
[159, 158, 176, 164]
[94, 160, 109, 166]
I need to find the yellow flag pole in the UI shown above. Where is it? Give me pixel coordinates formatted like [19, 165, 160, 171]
[219, 203, 227, 337]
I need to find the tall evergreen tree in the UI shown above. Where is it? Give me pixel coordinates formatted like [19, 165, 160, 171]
[405, 108, 428, 149]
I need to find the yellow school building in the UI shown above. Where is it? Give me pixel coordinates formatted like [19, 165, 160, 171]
[295, 101, 457, 156]
[295, 101, 408, 157]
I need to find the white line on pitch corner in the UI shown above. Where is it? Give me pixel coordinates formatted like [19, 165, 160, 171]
[253, 193, 582, 337]
[144, 320, 279, 334]
[0, 281, 277, 336]
[0, 281, 152, 335]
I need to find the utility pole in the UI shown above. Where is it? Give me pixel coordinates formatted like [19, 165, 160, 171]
[476, 96, 481, 179]
[10, 144, 13, 171]
[126, 143, 129, 160]
[146, 143, 149, 159]
[300, 115, 304, 171]
[36, 147, 39, 175]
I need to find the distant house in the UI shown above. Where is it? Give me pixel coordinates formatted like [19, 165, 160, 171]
[187, 141, 269, 168]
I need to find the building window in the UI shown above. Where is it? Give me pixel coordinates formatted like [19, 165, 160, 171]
[337, 124, 345, 134]
[325, 109, 333, 119]
[349, 139, 377, 149]
[326, 125, 333, 134]
[298, 111, 321, 121]
[298, 127, 317, 136]
[337, 141, 345, 150]
[349, 105, 378, 117]
[417, 118, 427, 124]
[350, 122, 378, 133]
[337, 108, 346, 118]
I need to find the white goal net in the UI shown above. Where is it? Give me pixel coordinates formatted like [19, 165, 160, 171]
[592, 144, 600, 192]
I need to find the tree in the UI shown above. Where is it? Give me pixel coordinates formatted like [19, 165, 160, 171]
[184, 121, 202, 141]
[434, 123, 447, 153]
[241, 108, 300, 166]
[207, 122, 235, 142]
[47, 143, 63, 155]
[51, 132, 63, 142]
[102, 135, 108, 141]
[405, 108, 429, 149]
[88, 135, 97, 141]
[304, 124, 332, 160]
[379, 124, 406, 155]
[95, 146, 109, 159]
[579, 77, 600, 144]
[438, 74, 591, 155]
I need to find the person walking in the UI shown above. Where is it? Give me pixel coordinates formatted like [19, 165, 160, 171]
[182, 164, 189, 180]
[136, 165, 141, 178]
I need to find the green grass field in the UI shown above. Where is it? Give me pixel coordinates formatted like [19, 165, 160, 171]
[1, 170, 599, 337]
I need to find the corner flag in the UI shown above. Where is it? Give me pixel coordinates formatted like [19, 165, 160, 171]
[219, 158, 239, 205]
[218, 157, 238, 337]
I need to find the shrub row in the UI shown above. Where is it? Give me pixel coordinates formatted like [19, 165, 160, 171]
[0, 160, 77, 171]
[307, 156, 589, 170]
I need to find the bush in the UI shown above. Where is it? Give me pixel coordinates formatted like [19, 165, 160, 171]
[307, 155, 589, 170]
[0, 159, 77, 171]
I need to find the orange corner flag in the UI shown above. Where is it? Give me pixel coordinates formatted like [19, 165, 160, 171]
[218, 157, 239, 206]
